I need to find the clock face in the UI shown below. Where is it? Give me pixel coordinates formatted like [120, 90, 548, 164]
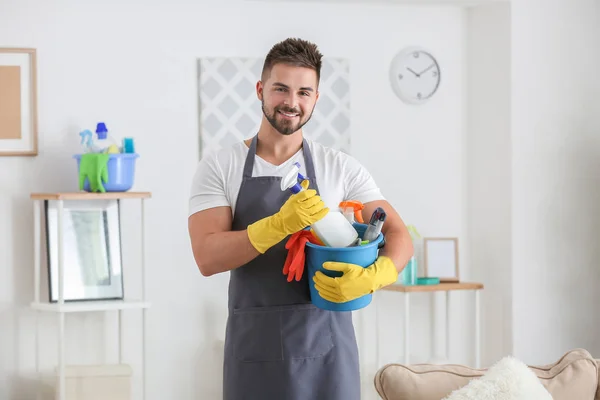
[389, 47, 441, 104]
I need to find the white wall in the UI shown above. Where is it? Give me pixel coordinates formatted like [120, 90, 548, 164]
[0, 1, 468, 399]
[465, 0, 600, 367]
[466, 1, 512, 364]
[511, 0, 600, 364]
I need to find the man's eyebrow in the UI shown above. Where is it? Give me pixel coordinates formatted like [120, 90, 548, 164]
[272, 82, 314, 92]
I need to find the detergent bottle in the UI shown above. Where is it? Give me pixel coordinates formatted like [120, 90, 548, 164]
[281, 162, 358, 248]
[94, 122, 120, 154]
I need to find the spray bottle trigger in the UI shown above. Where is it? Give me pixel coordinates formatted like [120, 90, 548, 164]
[338, 200, 365, 224]
[292, 162, 308, 183]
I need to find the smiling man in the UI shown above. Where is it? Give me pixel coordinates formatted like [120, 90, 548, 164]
[261, 78, 315, 135]
[188, 38, 413, 400]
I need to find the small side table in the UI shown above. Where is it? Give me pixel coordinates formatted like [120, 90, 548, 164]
[376, 282, 484, 368]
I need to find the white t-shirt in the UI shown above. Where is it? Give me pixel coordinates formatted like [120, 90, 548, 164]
[188, 138, 385, 217]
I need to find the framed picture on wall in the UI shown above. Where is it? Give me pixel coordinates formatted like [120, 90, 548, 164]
[0, 48, 38, 156]
[423, 237, 459, 282]
[44, 199, 124, 302]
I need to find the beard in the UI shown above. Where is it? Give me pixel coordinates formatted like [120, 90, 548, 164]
[261, 100, 315, 136]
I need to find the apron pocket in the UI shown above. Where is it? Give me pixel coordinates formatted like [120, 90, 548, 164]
[280, 304, 334, 360]
[232, 306, 283, 363]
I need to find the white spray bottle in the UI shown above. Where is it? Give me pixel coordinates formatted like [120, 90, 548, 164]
[281, 162, 358, 248]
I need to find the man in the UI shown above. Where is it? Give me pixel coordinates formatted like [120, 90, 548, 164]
[188, 38, 414, 400]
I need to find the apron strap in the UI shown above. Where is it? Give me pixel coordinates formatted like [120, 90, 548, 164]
[301, 138, 318, 189]
[243, 135, 259, 178]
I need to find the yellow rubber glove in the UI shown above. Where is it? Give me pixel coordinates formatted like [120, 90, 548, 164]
[312, 256, 398, 303]
[247, 180, 329, 254]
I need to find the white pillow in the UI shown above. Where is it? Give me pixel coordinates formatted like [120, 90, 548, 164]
[443, 356, 553, 400]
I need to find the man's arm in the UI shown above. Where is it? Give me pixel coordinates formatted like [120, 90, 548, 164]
[362, 200, 414, 273]
[188, 179, 329, 277]
[188, 206, 260, 277]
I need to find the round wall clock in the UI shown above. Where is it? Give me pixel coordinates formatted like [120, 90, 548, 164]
[389, 47, 441, 105]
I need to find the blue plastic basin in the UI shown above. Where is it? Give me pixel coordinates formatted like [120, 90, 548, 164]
[73, 153, 139, 192]
[305, 223, 384, 312]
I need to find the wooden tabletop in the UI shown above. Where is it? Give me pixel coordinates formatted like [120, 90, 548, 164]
[382, 282, 484, 293]
[30, 192, 151, 200]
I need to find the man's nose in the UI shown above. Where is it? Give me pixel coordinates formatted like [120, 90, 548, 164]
[283, 93, 299, 109]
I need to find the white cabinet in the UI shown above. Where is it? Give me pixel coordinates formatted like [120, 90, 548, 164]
[30, 191, 152, 400]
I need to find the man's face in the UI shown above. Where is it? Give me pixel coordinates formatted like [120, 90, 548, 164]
[257, 63, 319, 136]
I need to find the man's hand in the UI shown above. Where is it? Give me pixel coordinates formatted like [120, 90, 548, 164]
[312, 256, 398, 303]
[247, 180, 329, 254]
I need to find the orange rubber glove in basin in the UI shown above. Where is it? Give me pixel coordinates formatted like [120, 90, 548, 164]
[283, 230, 321, 282]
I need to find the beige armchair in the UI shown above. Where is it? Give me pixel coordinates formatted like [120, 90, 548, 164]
[374, 348, 599, 400]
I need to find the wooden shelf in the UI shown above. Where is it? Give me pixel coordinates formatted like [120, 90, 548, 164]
[382, 282, 484, 293]
[31, 299, 151, 313]
[30, 192, 151, 200]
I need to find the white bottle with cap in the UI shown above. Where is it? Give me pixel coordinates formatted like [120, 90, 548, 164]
[281, 162, 358, 248]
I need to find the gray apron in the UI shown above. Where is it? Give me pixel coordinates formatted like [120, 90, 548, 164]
[223, 135, 361, 400]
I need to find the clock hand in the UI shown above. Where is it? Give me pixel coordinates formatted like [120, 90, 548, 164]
[418, 63, 436, 76]
[406, 67, 420, 77]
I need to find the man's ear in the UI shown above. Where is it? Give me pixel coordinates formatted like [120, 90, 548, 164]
[256, 81, 263, 101]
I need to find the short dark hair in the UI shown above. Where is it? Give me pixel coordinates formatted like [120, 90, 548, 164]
[261, 38, 323, 83]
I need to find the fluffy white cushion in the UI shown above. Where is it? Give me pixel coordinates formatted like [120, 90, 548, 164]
[443, 356, 553, 400]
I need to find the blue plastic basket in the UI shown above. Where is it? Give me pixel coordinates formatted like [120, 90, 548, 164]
[305, 223, 384, 312]
[73, 153, 139, 192]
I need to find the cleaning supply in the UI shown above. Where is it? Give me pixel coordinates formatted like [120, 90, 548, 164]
[401, 257, 418, 285]
[78, 153, 110, 192]
[281, 162, 358, 248]
[79, 130, 95, 153]
[363, 207, 386, 242]
[407, 225, 421, 240]
[106, 144, 120, 154]
[305, 223, 385, 311]
[312, 255, 398, 304]
[280, 162, 306, 193]
[399, 224, 422, 285]
[417, 277, 439, 285]
[247, 179, 329, 254]
[283, 230, 321, 282]
[280, 163, 327, 245]
[339, 200, 365, 224]
[122, 137, 135, 153]
[74, 122, 140, 192]
[74, 153, 140, 192]
[94, 122, 120, 154]
[311, 212, 359, 247]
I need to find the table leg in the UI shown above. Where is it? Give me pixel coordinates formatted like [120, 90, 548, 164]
[475, 290, 481, 368]
[34, 200, 41, 400]
[446, 291, 450, 362]
[404, 293, 410, 364]
[118, 310, 123, 363]
[35, 310, 40, 400]
[57, 200, 65, 400]
[375, 291, 380, 368]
